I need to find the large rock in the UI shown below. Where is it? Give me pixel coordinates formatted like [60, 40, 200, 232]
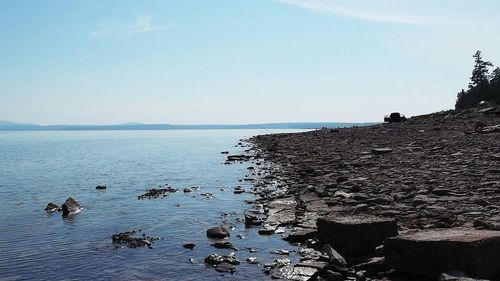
[60, 197, 81, 216]
[206, 226, 230, 239]
[317, 215, 398, 257]
[385, 229, 500, 279]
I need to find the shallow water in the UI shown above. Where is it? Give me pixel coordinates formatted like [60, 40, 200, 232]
[0, 129, 307, 281]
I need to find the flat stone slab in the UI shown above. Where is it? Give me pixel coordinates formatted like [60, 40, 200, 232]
[317, 215, 398, 257]
[385, 229, 500, 279]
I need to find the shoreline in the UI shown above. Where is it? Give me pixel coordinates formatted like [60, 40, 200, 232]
[243, 106, 500, 280]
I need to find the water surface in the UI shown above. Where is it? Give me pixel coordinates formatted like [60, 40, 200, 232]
[0, 129, 307, 280]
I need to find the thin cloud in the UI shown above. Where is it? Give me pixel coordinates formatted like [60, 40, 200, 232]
[275, 0, 425, 25]
[90, 14, 165, 39]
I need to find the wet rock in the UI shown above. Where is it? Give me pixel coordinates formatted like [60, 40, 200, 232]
[44, 202, 59, 213]
[226, 155, 251, 162]
[258, 225, 276, 235]
[183, 243, 196, 250]
[215, 262, 236, 273]
[317, 215, 398, 257]
[233, 186, 245, 194]
[283, 229, 317, 243]
[183, 188, 192, 193]
[244, 210, 264, 225]
[61, 197, 81, 216]
[247, 257, 258, 264]
[385, 228, 500, 279]
[96, 185, 107, 190]
[270, 265, 317, 280]
[206, 226, 230, 239]
[111, 229, 159, 249]
[138, 186, 177, 199]
[204, 253, 240, 265]
[211, 241, 238, 251]
[270, 249, 290, 255]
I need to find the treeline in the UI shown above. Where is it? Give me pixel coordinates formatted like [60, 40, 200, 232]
[455, 50, 500, 110]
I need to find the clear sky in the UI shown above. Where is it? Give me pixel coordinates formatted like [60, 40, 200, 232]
[1, 0, 499, 125]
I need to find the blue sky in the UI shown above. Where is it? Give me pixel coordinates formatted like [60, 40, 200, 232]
[1, 0, 499, 125]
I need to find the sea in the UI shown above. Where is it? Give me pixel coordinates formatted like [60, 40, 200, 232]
[0, 129, 308, 281]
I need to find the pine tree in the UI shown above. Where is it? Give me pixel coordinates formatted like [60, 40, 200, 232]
[469, 50, 492, 89]
[491, 67, 500, 84]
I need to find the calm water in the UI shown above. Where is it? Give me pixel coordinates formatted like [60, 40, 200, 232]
[0, 129, 307, 281]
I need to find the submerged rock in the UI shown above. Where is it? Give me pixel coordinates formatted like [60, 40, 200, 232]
[138, 186, 177, 200]
[183, 243, 196, 250]
[111, 229, 160, 249]
[211, 241, 238, 251]
[61, 197, 81, 216]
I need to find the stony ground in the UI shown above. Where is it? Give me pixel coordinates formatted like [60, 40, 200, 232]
[244, 106, 500, 280]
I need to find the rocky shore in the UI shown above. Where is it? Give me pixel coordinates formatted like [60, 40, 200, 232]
[244, 106, 500, 280]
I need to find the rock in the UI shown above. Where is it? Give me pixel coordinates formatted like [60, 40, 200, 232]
[211, 241, 238, 250]
[96, 185, 107, 190]
[220, 151, 229, 154]
[60, 197, 81, 216]
[244, 210, 264, 225]
[247, 257, 258, 264]
[44, 202, 59, 213]
[326, 270, 344, 281]
[353, 256, 385, 270]
[385, 228, 500, 279]
[138, 186, 177, 199]
[322, 244, 347, 267]
[204, 253, 240, 265]
[111, 229, 159, 249]
[270, 265, 317, 280]
[370, 148, 393, 155]
[439, 271, 489, 281]
[183, 243, 196, 250]
[270, 249, 290, 255]
[233, 187, 245, 194]
[258, 225, 276, 235]
[206, 226, 230, 239]
[227, 155, 251, 161]
[317, 215, 398, 257]
[183, 188, 192, 193]
[215, 262, 236, 273]
[283, 229, 317, 243]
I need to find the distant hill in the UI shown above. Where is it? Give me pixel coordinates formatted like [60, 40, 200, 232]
[0, 121, 378, 131]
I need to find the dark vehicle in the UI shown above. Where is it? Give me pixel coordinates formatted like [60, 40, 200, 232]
[384, 112, 407, 123]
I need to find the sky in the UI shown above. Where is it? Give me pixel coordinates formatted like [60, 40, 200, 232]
[1, 0, 499, 125]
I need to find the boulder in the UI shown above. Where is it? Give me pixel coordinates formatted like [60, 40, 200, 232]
[96, 185, 107, 190]
[385, 229, 500, 279]
[206, 226, 230, 239]
[44, 202, 59, 213]
[60, 197, 81, 216]
[317, 215, 398, 257]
